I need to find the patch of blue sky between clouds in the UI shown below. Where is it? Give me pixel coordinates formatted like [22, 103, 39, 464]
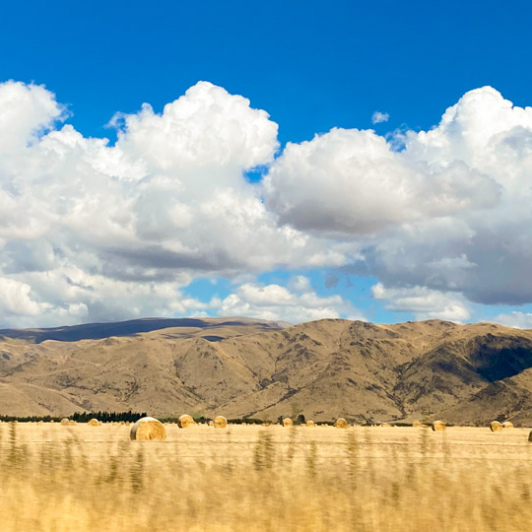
[244, 165, 270, 184]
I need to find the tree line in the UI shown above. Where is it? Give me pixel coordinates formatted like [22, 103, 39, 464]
[0, 410, 147, 423]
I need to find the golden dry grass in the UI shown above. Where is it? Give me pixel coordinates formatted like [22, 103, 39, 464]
[1, 423, 532, 530]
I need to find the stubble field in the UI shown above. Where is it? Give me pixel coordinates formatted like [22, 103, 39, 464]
[1, 422, 531, 531]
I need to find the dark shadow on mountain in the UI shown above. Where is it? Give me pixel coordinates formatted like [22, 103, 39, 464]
[468, 334, 532, 382]
[201, 335, 225, 342]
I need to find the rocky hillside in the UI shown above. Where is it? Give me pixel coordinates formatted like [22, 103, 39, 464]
[1, 317, 532, 425]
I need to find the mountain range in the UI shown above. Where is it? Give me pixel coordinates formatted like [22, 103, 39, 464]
[1, 317, 532, 425]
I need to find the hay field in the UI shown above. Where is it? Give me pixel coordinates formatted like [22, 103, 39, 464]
[1, 422, 532, 531]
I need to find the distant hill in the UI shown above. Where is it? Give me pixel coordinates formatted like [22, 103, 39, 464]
[0, 317, 286, 343]
[1, 317, 532, 425]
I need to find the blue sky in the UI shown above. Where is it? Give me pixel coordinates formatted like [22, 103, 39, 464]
[1, 1, 532, 327]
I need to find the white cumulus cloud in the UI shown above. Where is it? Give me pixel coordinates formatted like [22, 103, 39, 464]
[264, 86, 532, 307]
[0, 80, 346, 326]
[217, 277, 365, 324]
[372, 283, 471, 322]
[2, 80, 532, 326]
[490, 312, 532, 329]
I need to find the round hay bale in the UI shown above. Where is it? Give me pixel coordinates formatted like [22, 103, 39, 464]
[177, 414, 195, 429]
[214, 416, 227, 429]
[282, 418, 293, 427]
[381, 423, 391, 428]
[130, 417, 166, 441]
[335, 418, 348, 429]
[208, 420, 214, 427]
[528, 430, 532, 443]
[490, 421, 503, 432]
[87, 418, 99, 427]
[60, 418, 70, 426]
[68, 420, 76, 426]
[412, 421, 422, 428]
[503, 421, 514, 429]
[306, 420, 315, 427]
[432, 420, 446, 432]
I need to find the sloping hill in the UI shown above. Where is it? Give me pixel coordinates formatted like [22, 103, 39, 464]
[1, 317, 532, 425]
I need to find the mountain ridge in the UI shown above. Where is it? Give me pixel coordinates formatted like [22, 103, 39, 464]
[1, 317, 532, 425]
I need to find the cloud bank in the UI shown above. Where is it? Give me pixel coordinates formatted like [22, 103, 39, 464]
[0, 81, 531, 326]
[265, 87, 532, 310]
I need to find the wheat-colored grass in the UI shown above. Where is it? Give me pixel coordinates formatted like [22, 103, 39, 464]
[2, 423, 532, 531]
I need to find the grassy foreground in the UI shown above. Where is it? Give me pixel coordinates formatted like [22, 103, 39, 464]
[1, 422, 531, 531]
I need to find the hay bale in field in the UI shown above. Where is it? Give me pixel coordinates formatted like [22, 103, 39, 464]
[68, 420, 76, 426]
[306, 420, 315, 427]
[432, 420, 446, 432]
[177, 414, 195, 429]
[335, 418, 348, 429]
[87, 418, 99, 426]
[214, 416, 227, 428]
[529, 430, 532, 442]
[412, 421, 422, 428]
[503, 421, 514, 429]
[490, 421, 503, 432]
[282, 418, 293, 427]
[60, 418, 70, 426]
[208, 420, 214, 427]
[381, 423, 391, 428]
[130, 417, 167, 441]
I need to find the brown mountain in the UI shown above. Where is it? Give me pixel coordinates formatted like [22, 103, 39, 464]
[1, 317, 532, 425]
